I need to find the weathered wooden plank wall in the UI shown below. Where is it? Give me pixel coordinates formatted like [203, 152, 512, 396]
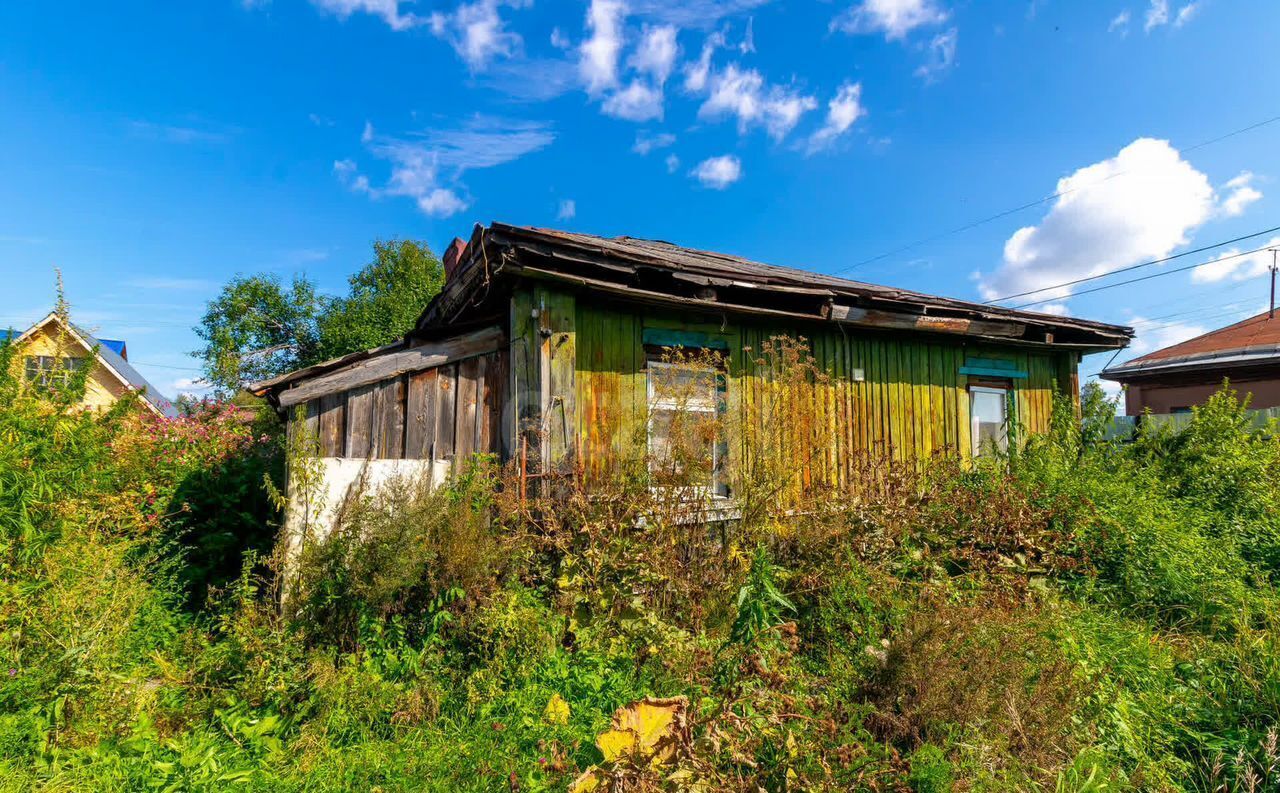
[291, 348, 507, 462]
[289, 289, 1075, 484]
[572, 295, 1076, 486]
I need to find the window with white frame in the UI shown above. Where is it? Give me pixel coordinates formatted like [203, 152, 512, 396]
[646, 358, 727, 495]
[24, 355, 85, 390]
[969, 384, 1010, 456]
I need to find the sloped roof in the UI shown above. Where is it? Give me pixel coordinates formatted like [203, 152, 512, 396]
[1102, 310, 1280, 381]
[10, 313, 177, 417]
[418, 223, 1133, 351]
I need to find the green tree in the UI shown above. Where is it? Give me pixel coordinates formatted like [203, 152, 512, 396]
[194, 240, 444, 396]
[316, 239, 445, 361]
[193, 274, 324, 396]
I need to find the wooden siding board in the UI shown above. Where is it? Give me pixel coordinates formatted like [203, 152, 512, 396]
[371, 376, 405, 459]
[482, 351, 504, 456]
[511, 289, 541, 466]
[930, 343, 945, 456]
[406, 368, 437, 460]
[319, 392, 346, 457]
[434, 363, 457, 461]
[455, 355, 481, 460]
[345, 384, 374, 459]
[540, 288, 576, 465]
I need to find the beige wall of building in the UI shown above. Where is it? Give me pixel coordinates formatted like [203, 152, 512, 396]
[12, 323, 131, 412]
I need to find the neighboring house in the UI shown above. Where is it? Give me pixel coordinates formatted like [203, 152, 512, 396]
[1101, 310, 1280, 415]
[253, 223, 1131, 536]
[4, 311, 177, 417]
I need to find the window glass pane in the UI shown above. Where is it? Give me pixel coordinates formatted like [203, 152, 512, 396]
[648, 362, 717, 410]
[647, 358, 723, 493]
[23, 355, 83, 389]
[970, 387, 1008, 455]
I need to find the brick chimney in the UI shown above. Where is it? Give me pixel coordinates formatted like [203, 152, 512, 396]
[442, 237, 468, 280]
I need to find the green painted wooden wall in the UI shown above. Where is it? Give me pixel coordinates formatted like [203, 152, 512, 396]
[520, 285, 1077, 481]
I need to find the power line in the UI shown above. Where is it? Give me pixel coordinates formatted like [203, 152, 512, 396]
[129, 360, 204, 372]
[984, 225, 1280, 304]
[830, 112, 1280, 276]
[1011, 243, 1278, 309]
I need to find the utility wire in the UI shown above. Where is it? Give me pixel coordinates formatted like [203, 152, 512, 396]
[985, 225, 1280, 304]
[129, 360, 204, 372]
[831, 112, 1280, 276]
[1011, 243, 1278, 309]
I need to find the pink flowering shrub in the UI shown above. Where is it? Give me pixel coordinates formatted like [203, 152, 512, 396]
[110, 399, 284, 606]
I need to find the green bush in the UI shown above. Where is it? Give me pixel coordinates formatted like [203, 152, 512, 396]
[3, 333, 1280, 792]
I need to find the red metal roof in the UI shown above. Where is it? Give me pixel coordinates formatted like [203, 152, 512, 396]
[1130, 310, 1280, 363]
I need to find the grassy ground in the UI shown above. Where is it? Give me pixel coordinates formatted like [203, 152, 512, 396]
[1, 337, 1278, 791]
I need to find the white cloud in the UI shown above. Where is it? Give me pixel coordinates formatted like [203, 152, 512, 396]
[1142, 0, 1199, 31]
[1219, 171, 1262, 218]
[310, 0, 420, 30]
[550, 26, 571, 49]
[309, 113, 335, 127]
[1108, 9, 1131, 34]
[580, 0, 628, 96]
[477, 56, 580, 101]
[831, 0, 948, 40]
[806, 81, 865, 154]
[739, 16, 755, 53]
[665, 153, 681, 173]
[1174, 1, 1199, 26]
[698, 64, 817, 140]
[602, 80, 665, 121]
[1191, 236, 1280, 284]
[1144, 0, 1169, 31]
[690, 154, 741, 188]
[914, 27, 956, 81]
[337, 118, 554, 218]
[630, 24, 680, 84]
[171, 376, 213, 399]
[428, 0, 527, 71]
[979, 138, 1219, 302]
[557, 198, 577, 220]
[682, 31, 724, 93]
[633, 130, 677, 154]
[1036, 302, 1071, 317]
[627, 0, 771, 29]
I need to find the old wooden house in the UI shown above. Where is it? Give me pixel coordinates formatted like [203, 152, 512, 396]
[253, 223, 1132, 531]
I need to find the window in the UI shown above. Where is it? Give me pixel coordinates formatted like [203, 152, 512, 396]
[646, 358, 727, 496]
[24, 355, 84, 390]
[969, 385, 1009, 456]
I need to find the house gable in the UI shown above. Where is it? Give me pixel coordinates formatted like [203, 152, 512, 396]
[11, 313, 176, 417]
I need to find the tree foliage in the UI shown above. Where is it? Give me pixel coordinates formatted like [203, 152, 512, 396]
[193, 240, 444, 396]
[193, 274, 323, 396]
[316, 239, 445, 362]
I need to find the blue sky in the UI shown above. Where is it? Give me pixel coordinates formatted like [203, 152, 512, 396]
[2, 0, 1277, 398]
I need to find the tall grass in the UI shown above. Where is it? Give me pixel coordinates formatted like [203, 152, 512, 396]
[1, 332, 1278, 791]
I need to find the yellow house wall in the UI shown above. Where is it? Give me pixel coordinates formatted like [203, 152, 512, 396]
[13, 324, 130, 412]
